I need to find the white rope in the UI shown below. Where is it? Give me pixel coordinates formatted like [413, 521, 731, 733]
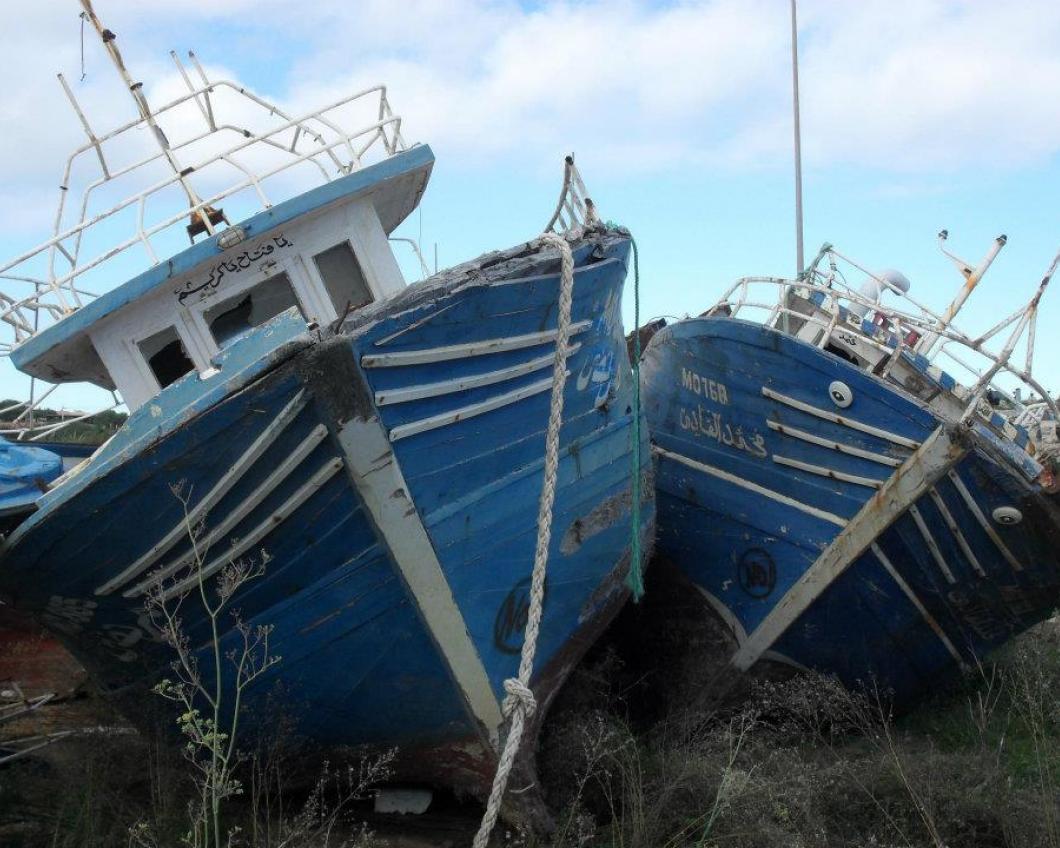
[473, 233, 576, 848]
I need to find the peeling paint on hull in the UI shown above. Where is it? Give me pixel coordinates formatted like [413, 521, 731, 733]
[0, 228, 655, 804]
[643, 317, 1060, 707]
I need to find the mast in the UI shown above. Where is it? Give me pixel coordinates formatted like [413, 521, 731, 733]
[917, 232, 1008, 356]
[790, 0, 805, 277]
[77, 0, 206, 221]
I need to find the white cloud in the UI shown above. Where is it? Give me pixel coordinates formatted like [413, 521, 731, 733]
[2, 0, 1058, 218]
[2, 0, 1060, 405]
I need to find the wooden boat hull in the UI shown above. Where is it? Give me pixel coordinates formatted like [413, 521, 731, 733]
[642, 317, 1060, 706]
[0, 228, 654, 797]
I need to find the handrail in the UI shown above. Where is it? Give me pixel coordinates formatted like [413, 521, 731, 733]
[0, 391, 123, 442]
[707, 244, 1060, 431]
[0, 56, 410, 357]
[545, 155, 600, 234]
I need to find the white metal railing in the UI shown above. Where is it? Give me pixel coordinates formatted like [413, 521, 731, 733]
[707, 241, 1060, 433]
[0, 393, 124, 443]
[0, 50, 408, 357]
[546, 155, 600, 234]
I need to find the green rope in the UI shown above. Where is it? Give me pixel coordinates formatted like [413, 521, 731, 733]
[626, 235, 645, 601]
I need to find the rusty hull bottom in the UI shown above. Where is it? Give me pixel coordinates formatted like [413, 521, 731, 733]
[380, 534, 654, 833]
[0, 607, 86, 700]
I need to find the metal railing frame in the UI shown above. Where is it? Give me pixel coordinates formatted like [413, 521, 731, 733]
[710, 245, 1060, 428]
[0, 56, 408, 356]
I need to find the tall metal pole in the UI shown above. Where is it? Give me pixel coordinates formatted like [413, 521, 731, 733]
[790, 0, 805, 277]
[78, 0, 204, 215]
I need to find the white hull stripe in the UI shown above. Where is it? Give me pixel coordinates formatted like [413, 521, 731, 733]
[928, 487, 987, 578]
[729, 426, 965, 673]
[871, 542, 967, 670]
[375, 346, 579, 406]
[361, 321, 592, 368]
[760, 650, 812, 673]
[947, 470, 1024, 572]
[908, 503, 957, 583]
[772, 454, 884, 489]
[337, 415, 503, 744]
[695, 585, 749, 645]
[762, 386, 922, 449]
[653, 445, 848, 527]
[123, 424, 331, 598]
[372, 302, 460, 348]
[96, 390, 309, 596]
[389, 373, 565, 442]
[766, 419, 904, 467]
[158, 458, 344, 602]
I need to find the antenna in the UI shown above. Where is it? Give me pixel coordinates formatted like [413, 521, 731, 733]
[790, 0, 805, 277]
[77, 0, 211, 230]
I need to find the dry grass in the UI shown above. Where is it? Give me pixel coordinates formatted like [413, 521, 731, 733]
[537, 619, 1060, 848]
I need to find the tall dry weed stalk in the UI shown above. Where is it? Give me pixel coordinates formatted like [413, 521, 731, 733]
[137, 483, 280, 848]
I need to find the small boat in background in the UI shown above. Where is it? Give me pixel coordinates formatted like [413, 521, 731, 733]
[0, 438, 99, 535]
[641, 237, 1060, 706]
[0, 441, 64, 537]
[0, 2, 652, 806]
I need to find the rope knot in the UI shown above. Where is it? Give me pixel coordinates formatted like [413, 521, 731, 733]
[502, 678, 537, 719]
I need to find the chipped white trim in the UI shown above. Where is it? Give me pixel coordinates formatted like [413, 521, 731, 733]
[772, 454, 884, 489]
[96, 390, 309, 596]
[908, 503, 957, 584]
[653, 445, 848, 527]
[729, 426, 965, 673]
[361, 321, 592, 368]
[947, 470, 1024, 572]
[695, 585, 748, 645]
[766, 419, 904, 467]
[928, 487, 987, 578]
[760, 650, 812, 672]
[122, 423, 331, 598]
[389, 374, 564, 442]
[376, 347, 578, 406]
[159, 458, 344, 602]
[762, 386, 922, 449]
[872, 542, 967, 670]
[336, 415, 503, 744]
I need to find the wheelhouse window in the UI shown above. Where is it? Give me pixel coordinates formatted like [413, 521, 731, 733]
[138, 326, 194, 389]
[204, 272, 304, 349]
[314, 242, 372, 316]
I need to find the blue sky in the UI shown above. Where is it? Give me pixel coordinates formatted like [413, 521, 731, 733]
[1, 0, 1059, 412]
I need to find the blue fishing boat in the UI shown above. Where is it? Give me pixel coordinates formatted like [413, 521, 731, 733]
[0, 6, 652, 804]
[0, 441, 64, 536]
[641, 239, 1060, 705]
[0, 436, 99, 530]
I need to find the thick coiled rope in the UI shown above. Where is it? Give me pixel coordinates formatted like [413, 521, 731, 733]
[472, 232, 576, 848]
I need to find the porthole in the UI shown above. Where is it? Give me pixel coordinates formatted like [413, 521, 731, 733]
[992, 506, 1022, 525]
[828, 380, 853, 409]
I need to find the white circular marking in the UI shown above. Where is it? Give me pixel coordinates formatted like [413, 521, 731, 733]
[828, 380, 853, 409]
[992, 506, 1023, 525]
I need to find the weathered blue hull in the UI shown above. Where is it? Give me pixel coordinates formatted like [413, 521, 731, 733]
[643, 317, 1060, 706]
[0, 228, 653, 795]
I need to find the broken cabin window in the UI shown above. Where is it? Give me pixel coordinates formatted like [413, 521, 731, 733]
[138, 326, 194, 389]
[204, 272, 304, 349]
[314, 242, 372, 316]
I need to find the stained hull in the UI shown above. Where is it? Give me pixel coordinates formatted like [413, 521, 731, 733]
[0, 228, 654, 795]
[0, 606, 85, 700]
[643, 317, 1060, 706]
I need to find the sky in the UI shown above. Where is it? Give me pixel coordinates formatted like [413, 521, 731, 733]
[1, 0, 1059, 415]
